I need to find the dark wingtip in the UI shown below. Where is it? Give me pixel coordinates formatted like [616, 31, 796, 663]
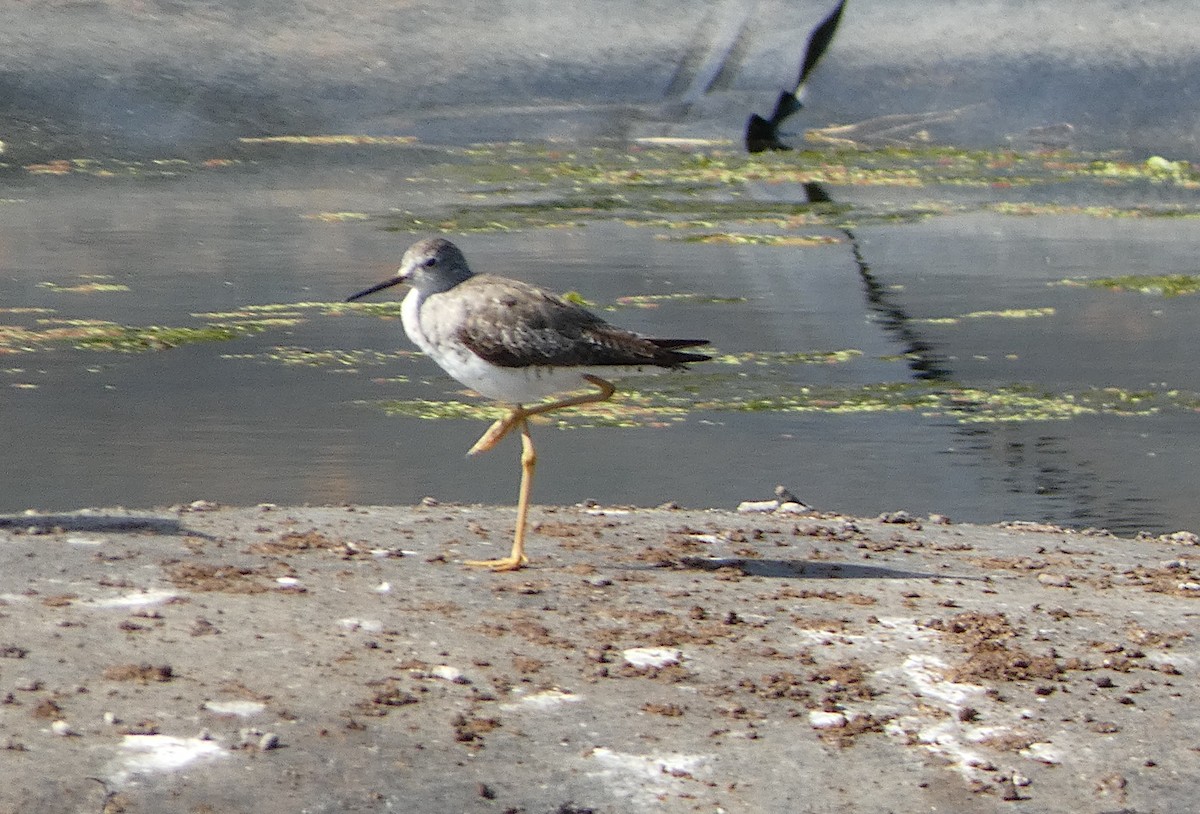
[650, 338, 712, 366]
[650, 338, 709, 351]
[676, 351, 713, 365]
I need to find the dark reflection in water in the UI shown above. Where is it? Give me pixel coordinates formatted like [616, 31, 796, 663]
[0, 161, 1197, 536]
[804, 181, 952, 381]
[949, 425, 1161, 533]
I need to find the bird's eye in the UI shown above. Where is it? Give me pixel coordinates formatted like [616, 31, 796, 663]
[423, 257, 437, 268]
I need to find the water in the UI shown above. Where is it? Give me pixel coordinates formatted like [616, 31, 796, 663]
[1, 153, 1197, 535]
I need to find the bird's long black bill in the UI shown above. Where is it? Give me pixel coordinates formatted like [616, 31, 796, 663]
[346, 276, 403, 302]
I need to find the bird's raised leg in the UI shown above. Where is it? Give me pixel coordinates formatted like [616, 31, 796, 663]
[467, 375, 616, 456]
[464, 417, 535, 571]
[463, 375, 616, 571]
[468, 406, 526, 457]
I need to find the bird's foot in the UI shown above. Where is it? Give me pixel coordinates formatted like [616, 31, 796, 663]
[467, 415, 520, 455]
[463, 554, 529, 572]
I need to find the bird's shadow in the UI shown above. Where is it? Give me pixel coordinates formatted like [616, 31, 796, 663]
[679, 556, 951, 581]
[0, 513, 203, 537]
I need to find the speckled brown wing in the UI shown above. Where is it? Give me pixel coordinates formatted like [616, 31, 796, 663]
[453, 275, 709, 369]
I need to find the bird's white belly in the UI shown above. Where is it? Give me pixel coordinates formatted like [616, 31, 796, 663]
[432, 346, 605, 403]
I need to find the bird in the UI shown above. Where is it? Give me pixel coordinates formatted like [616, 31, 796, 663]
[745, 0, 846, 153]
[346, 237, 711, 571]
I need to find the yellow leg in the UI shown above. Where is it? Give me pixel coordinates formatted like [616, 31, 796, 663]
[464, 418, 535, 571]
[467, 375, 616, 456]
[462, 375, 616, 571]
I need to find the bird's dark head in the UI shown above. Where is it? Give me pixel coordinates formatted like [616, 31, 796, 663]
[346, 237, 474, 302]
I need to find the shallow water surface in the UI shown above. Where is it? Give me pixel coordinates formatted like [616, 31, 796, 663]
[1, 147, 1197, 535]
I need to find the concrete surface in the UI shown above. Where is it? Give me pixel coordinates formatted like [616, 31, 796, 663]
[1, 501, 1197, 812]
[2, 1, 1200, 157]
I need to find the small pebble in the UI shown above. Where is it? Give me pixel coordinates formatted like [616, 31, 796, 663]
[808, 710, 847, 729]
[419, 496, 439, 507]
[338, 618, 383, 633]
[998, 776, 1021, 801]
[50, 720, 77, 737]
[622, 647, 681, 669]
[103, 711, 120, 726]
[258, 732, 280, 751]
[430, 665, 469, 684]
[878, 510, 914, 524]
[1177, 582, 1200, 592]
[1019, 742, 1062, 764]
[1037, 573, 1072, 588]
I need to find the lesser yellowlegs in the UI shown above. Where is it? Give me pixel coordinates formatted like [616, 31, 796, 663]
[347, 237, 710, 571]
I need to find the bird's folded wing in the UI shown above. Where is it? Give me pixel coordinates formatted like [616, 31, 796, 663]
[452, 277, 690, 369]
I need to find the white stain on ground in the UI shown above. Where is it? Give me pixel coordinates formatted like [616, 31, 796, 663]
[881, 654, 997, 778]
[622, 647, 681, 669]
[338, 617, 383, 633]
[500, 689, 582, 712]
[808, 710, 848, 729]
[587, 747, 709, 807]
[875, 647, 1059, 782]
[202, 699, 266, 717]
[91, 589, 178, 609]
[896, 654, 989, 707]
[1019, 741, 1064, 764]
[108, 735, 226, 785]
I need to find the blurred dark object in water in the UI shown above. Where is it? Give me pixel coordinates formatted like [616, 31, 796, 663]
[745, 0, 846, 152]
